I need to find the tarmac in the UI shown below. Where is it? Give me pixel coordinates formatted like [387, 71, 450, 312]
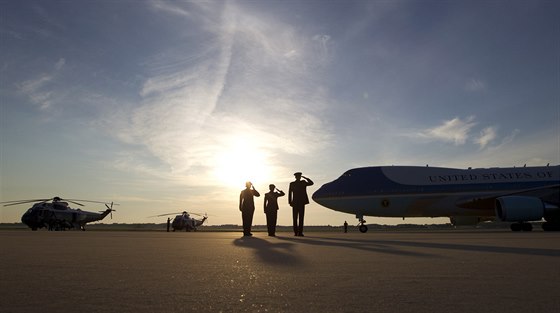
[1, 229, 559, 313]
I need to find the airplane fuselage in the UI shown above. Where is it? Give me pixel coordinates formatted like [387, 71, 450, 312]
[312, 165, 560, 223]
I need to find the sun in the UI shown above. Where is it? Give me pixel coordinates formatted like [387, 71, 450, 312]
[212, 138, 273, 189]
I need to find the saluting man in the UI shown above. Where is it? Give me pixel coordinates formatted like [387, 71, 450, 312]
[264, 184, 285, 236]
[239, 181, 260, 237]
[288, 172, 314, 237]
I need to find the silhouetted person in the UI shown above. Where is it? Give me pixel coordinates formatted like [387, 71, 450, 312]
[264, 184, 285, 236]
[239, 181, 260, 236]
[344, 221, 348, 233]
[289, 172, 314, 236]
[167, 217, 171, 232]
[181, 211, 191, 232]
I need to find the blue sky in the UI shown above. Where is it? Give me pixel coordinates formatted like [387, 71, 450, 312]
[1, 0, 559, 226]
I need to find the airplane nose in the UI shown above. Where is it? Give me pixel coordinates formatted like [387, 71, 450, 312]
[312, 184, 329, 205]
[312, 188, 321, 200]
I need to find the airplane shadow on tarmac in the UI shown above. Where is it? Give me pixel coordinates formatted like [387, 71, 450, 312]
[233, 236, 305, 266]
[378, 239, 560, 257]
[277, 235, 437, 258]
[277, 235, 560, 258]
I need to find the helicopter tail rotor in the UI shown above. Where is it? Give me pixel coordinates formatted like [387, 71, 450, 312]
[98, 203, 116, 219]
[104, 202, 116, 219]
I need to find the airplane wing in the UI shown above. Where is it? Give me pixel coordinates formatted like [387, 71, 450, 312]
[456, 184, 560, 210]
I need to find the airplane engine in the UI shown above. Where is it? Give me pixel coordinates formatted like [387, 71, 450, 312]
[495, 196, 544, 222]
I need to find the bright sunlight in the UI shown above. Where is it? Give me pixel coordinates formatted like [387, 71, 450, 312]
[212, 137, 274, 189]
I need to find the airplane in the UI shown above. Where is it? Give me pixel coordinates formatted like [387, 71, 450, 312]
[1, 197, 118, 231]
[312, 165, 560, 232]
[149, 211, 208, 231]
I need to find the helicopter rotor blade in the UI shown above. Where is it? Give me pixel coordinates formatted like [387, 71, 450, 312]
[1, 198, 53, 207]
[147, 212, 183, 218]
[188, 212, 205, 217]
[190, 212, 212, 217]
[66, 199, 120, 206]
[147, 211, 212, 218]
[2, 197, 119, 209]
[65, 200, 84, 206]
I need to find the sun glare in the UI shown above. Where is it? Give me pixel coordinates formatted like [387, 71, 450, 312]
[212, 139, 273, 189]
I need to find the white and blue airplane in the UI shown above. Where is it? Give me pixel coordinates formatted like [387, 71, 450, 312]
[312, 165, 559, 232]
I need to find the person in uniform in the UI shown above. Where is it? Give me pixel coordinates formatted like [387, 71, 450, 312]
[264, 184, 285, 236]
[239, 181, 260, 236]
[288, 172, 314, 236]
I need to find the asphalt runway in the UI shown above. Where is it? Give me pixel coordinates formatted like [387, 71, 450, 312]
[1, 230, 559, 313]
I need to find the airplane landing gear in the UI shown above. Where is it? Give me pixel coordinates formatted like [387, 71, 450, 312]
[359, 224, 368, 233]
[357, 215, 368, 233]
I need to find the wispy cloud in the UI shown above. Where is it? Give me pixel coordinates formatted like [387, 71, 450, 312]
[17, 58, 65, 110]
[465, 78, 486, 92]
[417, 116, 476, 145]
[103, 1, 333, 183]
[409, 117, 523, 154]
[149, 0, 192, 18]
[442, 128, 556, 168]
[474, 126, 496, 149]
[482, 128, 520, 152]
[0, 29, 24, 40]
[54, 58, 65, 70]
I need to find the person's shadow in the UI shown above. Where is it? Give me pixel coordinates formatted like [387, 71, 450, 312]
[233, 236, 305, 266]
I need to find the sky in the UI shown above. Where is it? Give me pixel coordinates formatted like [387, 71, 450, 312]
[1, 0, 559, 226]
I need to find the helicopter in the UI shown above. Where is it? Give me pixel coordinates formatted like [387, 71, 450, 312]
[150, 211, 208, 232]
[1, 197, 118, 231]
